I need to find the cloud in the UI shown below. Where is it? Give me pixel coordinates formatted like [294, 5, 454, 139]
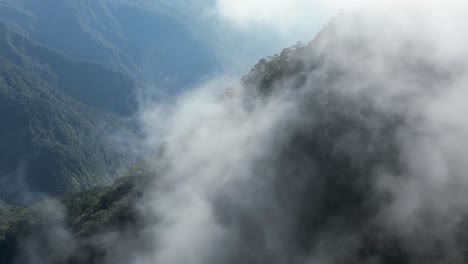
[14, 201, 77, 264]
[131, 1, 468, 263]
[11, 0, 468, 263]
[214, 0, 363, 31]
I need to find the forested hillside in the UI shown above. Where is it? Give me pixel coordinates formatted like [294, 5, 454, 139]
[0, 23, 134, 204]
[0, 162, 155, 264]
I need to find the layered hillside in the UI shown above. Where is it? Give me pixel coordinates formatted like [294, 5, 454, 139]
[0, 23, 135, 204]
[0, 23, 137, 115]
[0, 0, 219, 89]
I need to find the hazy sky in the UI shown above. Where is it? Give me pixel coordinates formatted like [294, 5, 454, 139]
[214, 0, 363, 29]
[148, 0, 366, 77]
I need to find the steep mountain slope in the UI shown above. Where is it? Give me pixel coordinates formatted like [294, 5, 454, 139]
[0, 0, 219, 90]
[0, 24, 134, 204]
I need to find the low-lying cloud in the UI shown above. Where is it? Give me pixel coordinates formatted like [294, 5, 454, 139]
[132, 1, 468, 263]
[10, 0, 468, 263]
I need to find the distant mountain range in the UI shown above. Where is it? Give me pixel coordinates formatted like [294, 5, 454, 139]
[0, 0, 219, 90]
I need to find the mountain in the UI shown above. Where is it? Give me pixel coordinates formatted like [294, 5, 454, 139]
[0, 0, 219, 90]
[0, 30, 422, 264]
[0, 37, 418, 263]
[0, 162, 154, 264]
[2, 7, 468, 264]
[0, 23, 135, 204]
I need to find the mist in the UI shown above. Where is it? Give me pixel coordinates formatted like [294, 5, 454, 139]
[131, 0, 468, 263]
[8, 0, 468, 263]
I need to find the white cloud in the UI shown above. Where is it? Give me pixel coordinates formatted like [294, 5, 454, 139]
[214, 0, 364, 31]
[134, 1, 468, 262]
